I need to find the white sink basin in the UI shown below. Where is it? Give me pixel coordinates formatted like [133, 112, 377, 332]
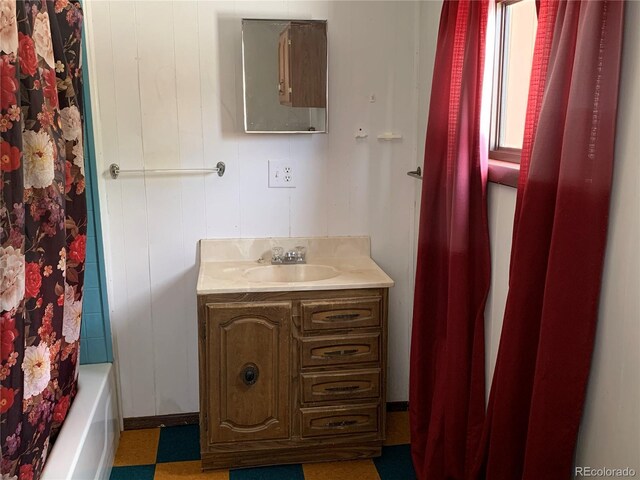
[243, 264, 339, 283]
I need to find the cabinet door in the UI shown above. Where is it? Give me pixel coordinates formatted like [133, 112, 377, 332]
[278, 28, 291, 106]
[288, 22, 327, 108]
[205, 302, 291, 443]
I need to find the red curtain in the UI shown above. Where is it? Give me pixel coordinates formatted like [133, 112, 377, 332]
[472, 1, 625, 479]
[409, 1, 491, 479]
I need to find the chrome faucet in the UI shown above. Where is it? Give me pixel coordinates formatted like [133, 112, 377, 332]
[271, 246, 306, 265]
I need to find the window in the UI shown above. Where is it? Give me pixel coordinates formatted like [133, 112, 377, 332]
[489, 0, 538, 166]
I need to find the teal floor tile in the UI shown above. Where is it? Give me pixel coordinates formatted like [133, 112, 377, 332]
[230, 464, 304, 480]
[156, 424, 200, 463]
[110, 465, 155, 480]
[374, 445, 416, 480]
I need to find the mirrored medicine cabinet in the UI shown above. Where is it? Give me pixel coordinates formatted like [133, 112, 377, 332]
[242, 19, 328, 133]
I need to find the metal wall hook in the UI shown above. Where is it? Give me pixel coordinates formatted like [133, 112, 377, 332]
[109, 161, 226, 179]
[407, 166, 422, 180]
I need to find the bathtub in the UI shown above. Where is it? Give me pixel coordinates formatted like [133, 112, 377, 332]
[41, 363, 120, 480]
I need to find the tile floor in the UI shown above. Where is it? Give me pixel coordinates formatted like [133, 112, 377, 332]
[110, 411, 415, 480]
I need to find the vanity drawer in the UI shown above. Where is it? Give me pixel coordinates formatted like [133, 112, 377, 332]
[300, 404, 379, 438]
[300, 333, 380, 368]
[301, 369, 380, 404]
[301, 297, 381, 332]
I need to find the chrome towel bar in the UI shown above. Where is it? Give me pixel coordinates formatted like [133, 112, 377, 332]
[109, 161, 226, 179]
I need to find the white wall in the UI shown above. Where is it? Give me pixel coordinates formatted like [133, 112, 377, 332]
[85, 1, 420, 418]
[416, 0, 639, 473]
[484, 183, 515, 398]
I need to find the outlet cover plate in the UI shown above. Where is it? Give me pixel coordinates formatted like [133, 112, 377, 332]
[268, 159, 296, 188]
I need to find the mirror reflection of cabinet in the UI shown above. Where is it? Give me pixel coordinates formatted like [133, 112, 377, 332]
[278, 22, 327, 108]
[242, 19, 328, 133]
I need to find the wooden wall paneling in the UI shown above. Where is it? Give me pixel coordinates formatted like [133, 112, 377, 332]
[108, 1, 156, 418]
[174, 0, 208, 416]
[198, 1, 241, 239]
[135, 0, 190, 416]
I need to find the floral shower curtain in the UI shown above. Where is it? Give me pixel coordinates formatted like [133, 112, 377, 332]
[1, 1, 86, 478]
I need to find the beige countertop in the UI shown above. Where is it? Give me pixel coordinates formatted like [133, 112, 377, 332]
[196, 236, 394, 295]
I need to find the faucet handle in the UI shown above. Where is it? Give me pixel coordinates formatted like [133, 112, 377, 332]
[294, 246, 306, 263]
[284, 251, 298, 262]
[271, 247, 284, 264]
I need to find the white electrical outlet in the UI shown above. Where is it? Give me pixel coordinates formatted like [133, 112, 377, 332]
[268, 159, 296, 188]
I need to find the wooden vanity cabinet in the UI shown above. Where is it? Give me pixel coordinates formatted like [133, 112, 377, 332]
[197, 288, 388, 470]
[278, 21, 327, 108]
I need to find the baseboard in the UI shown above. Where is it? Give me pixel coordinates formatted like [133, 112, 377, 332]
[124, 402, 409, 430]
[123, 412, 200, 430]
[386, 401, 409, 412]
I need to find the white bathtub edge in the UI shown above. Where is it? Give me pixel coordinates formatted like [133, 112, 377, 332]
[41, 363, 120, 480]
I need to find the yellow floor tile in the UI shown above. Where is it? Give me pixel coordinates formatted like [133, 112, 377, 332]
[303, 460, 381, 480]
[114, 428, 161, 466]
[154, 461, 229, 480]
[385, 411, 410, 446]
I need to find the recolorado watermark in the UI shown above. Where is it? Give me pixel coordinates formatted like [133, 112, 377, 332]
[575, 467, 637, 477]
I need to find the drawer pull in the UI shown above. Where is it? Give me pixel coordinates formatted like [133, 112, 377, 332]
[325, 385, 360, 392]
[303, 334, 379, 367]
[326, 313, 361, 321]
[323, 349, 358, 357]
[326, 420, 359, 428]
